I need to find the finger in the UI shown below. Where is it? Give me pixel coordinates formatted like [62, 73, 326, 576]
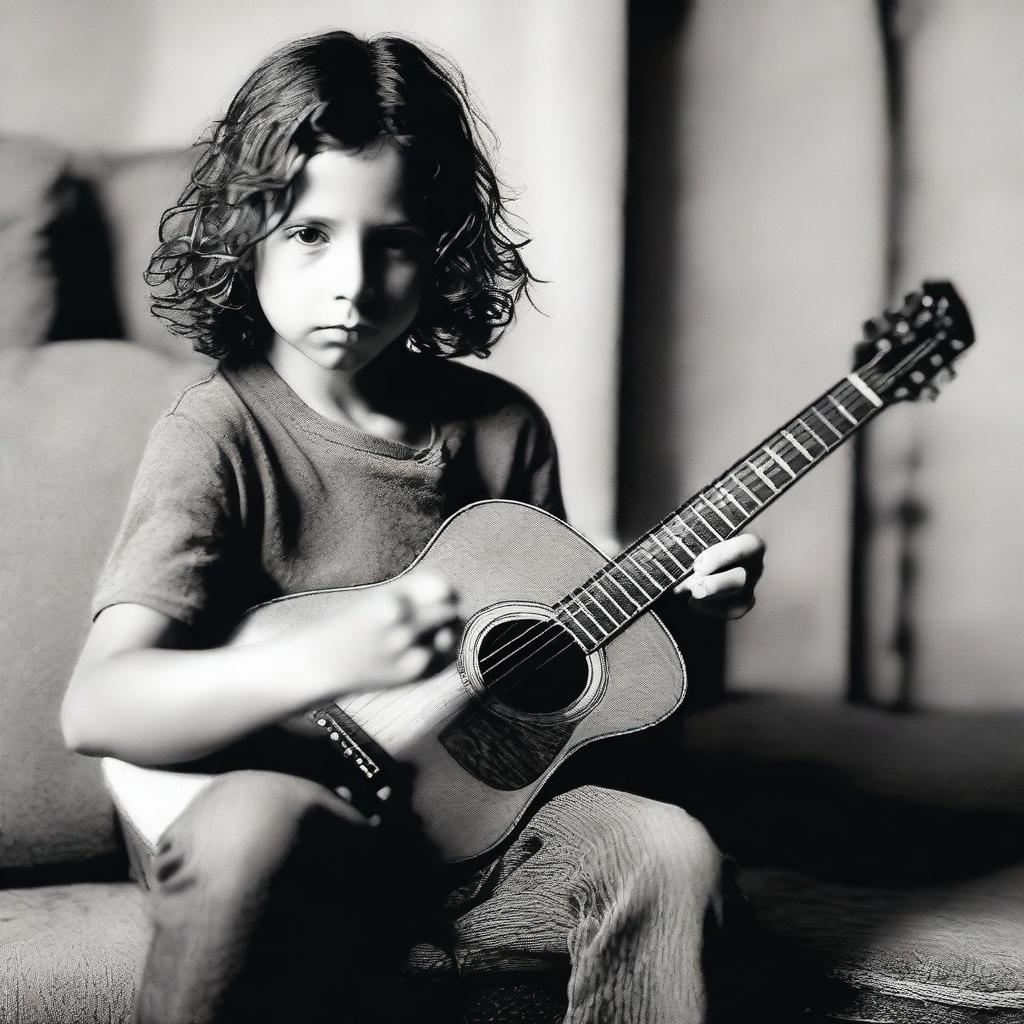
[328, 788, 374, 826]
[432, 625, 457, 654]
[692, 533, 764, 576]
[401, 570, 457, 605]
[379, 580, 458, 631]
[677, 566, 748, 601]
[392, 644, 434, 683]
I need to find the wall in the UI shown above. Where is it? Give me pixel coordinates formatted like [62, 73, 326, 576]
[0, 0, 627, 547]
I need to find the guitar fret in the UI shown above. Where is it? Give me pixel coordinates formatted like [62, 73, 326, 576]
[730, 472, 762, 507]
[572, 593, 610, 635]
[796, 416, 829, 451]
[561, 602, 600, 645]
[664, 521, 697, 559]
[747, 460, 779, 493]
[611, 563, 656, 604]
[846, 372, 883, 408]
[583, 588, 620, 629]
[676, 515, 710, 550]
[603, 569, 643, 610]
[718, 484, 749, 519]
[625, 550, 662, 588]
[690, 504, 724, 541]
[650, 534, 686, 574]
[782, 429, 812, 461]
[593, 578, 629, 620]
[702, 492, 736, 531]
[827, 394, 858, 426]
[811, 406, 844, 440]
[764, 445, 796, 480]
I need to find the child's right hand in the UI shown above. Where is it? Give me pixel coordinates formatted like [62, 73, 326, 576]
[301, 571, 462, 697]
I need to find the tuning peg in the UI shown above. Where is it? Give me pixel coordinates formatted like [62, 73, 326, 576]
[862, 317, 885, 340]
[902, 290, 922, 313]
[936, 367, 957, 386]
[922, 384, 940, 402]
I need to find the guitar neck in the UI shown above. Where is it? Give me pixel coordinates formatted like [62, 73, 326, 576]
[554, 372, 884, 651]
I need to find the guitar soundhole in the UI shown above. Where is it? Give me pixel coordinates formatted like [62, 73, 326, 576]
[476, 616, 589, 715]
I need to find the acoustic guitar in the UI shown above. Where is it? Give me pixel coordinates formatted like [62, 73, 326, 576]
[103, 280, 974, 862]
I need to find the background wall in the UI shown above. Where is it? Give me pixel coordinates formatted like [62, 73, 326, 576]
[0, 0, 628, 549]
[3, 0, 1020, 709]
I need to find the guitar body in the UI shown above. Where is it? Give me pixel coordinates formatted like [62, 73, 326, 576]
[103, 500, 686, 862]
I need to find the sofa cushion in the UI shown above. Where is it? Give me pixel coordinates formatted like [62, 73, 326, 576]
[0, 135, 66, 348]
[0, 881, 147, 1024]
[674, 694, 1024, 883]
[0, 342, 212, 875]
[0, 880, 566, 1024]
[743, 864, 1024, 1023]
[91, 149, 197, 356]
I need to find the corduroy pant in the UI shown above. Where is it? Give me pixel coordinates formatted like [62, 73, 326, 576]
[132, 770, 728, 1024]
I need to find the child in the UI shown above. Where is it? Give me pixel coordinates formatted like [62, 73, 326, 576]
[61, 30, 765, 1024]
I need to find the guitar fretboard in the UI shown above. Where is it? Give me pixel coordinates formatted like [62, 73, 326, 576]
[553, 373, 883, 651]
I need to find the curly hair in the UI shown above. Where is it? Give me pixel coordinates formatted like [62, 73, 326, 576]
[146, 31, 538, 362]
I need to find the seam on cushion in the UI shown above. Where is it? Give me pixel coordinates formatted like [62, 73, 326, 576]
[833, 968, 1024, 1010]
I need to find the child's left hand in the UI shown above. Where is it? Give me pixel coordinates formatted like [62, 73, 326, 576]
[673, 533, 765, 620]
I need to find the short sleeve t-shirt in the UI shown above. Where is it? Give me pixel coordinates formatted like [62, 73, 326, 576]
[92, 356, 566, 640]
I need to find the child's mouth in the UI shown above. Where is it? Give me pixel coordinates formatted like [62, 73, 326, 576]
[316, 325, 377, 341]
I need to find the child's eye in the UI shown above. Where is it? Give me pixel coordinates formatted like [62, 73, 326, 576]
[377, 229, 423, 255]
[287, 227, 326, 247]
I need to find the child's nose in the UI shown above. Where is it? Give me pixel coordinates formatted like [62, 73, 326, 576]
[329, 235, 369, 304]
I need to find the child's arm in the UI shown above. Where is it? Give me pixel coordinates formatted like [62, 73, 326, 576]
[61, 571, 459, 766]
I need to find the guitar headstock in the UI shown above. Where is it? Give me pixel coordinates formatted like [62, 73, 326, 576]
[854, 280, 974, 404]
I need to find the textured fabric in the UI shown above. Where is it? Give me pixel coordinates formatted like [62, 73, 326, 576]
[742, 865, 1024, 1021]
[0, 135, 65, 348]
[92, 353, 565, 637]
[132, 771, 723, 1024]
[0, 342, 212, 871]
[0, 882, 149, 1023]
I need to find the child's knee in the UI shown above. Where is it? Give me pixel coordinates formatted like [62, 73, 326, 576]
[154, 770, 360, 896]
[571, 787, 722, 895]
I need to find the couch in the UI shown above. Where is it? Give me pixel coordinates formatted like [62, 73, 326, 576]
[1, 134, 1022, 1023]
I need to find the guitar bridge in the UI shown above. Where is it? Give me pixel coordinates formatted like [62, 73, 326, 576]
[308, 705, 381, 782]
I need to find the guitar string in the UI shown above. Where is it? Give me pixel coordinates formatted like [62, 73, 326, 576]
[356, 369, 893, 741]
[357, 332, 950, 746]
[355, 377, 861, 734]
[358, 373, 884, 743]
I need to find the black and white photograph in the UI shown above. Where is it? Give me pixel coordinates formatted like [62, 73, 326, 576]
[0, 2, 1021, 1022]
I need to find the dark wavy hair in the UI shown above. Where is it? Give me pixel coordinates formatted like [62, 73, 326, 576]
[146, 31, 538, 362]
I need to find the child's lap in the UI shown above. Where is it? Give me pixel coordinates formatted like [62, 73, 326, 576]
[126, 769, 721, 969]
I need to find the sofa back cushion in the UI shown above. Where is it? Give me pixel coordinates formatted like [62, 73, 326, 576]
[0, 136, 67, 349]
[91, 149, 195, 354]
[0, 342, 211, 876]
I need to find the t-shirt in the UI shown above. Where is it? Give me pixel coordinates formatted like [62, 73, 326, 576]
[92, 355, 566, 641]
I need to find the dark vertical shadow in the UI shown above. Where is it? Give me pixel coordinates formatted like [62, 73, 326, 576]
[30, 2, 154, 341]
[48, 174, 124, 340]
[848, 0, 906, 705]
[892, 452, 925, 710]
[616, 0, 725, 706]
[617, 0, 693, 541]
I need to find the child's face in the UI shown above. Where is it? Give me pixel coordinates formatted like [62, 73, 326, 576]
[255, 142, 429, 374]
